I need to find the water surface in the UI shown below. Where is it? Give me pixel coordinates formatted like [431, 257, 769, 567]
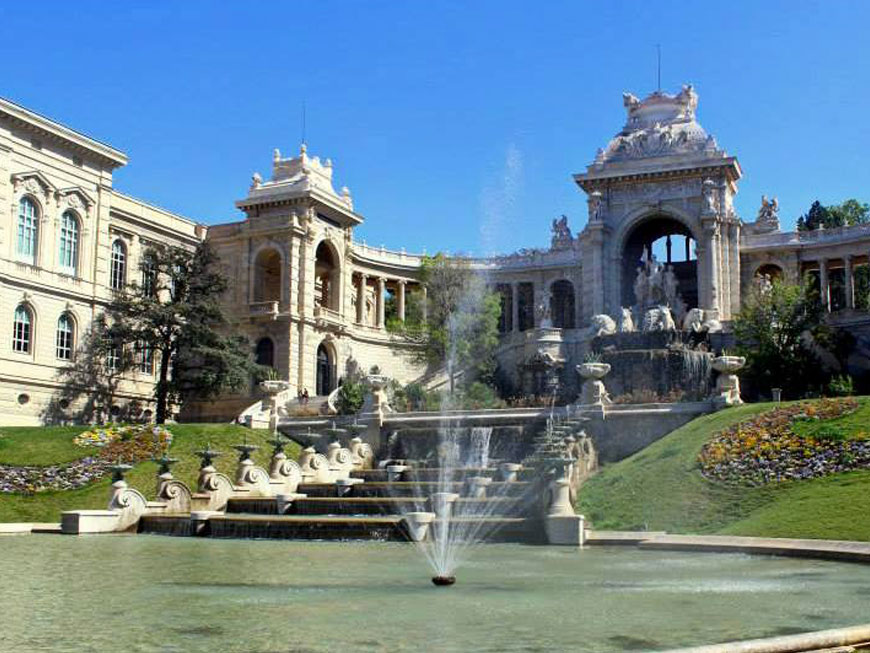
[2, 536, 868, 652]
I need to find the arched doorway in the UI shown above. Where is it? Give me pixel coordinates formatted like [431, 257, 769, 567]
[622, 216, 698, 309]
[314, 241, 340, 311]
[550, 280, 575, 328]
[253, 249, 282, 302]
[755, 263, 783, 282]
[255, 337, 275, 368]
[315, 343, 334, 396]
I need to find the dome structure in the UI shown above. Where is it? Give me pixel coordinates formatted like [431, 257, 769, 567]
[595, 84, 720, 164]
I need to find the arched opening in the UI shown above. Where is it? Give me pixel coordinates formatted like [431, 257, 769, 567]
[255, 337, 275, 369]
[253, 249, 282, 302]
[315, 343, 335, 396]
[550, 280, 575, 329]
[622, 216, 698, 310]
[755, 263, 783, 282]
[314, 241, 340, 311]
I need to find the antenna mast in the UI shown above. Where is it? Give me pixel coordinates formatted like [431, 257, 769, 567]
[301, 100, 307, 146]
[656, 44, 661, 92]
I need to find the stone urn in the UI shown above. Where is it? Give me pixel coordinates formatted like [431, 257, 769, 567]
[576, 363, 612, 406]
[259, 379, 290, 431]
[365, 374, 393, 422]
[711, 355, 745, 407]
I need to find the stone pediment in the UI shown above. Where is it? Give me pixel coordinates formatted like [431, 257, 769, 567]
[56, 186, 95, 213]
[11, 170, 56, 198]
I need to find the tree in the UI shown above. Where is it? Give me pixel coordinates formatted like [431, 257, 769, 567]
[44, 315, 134, 424]
[399, 253, 501, 393]
[108, 241, 260, 423]
[797, 198, 869, 231]
[828, 198, 870, 227]
[796, 200, 831, 231]
[732, 279, 830, 398]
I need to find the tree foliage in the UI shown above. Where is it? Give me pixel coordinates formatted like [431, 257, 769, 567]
[797, 199, 870, 231]
[107, 241, 260, 423]
[733, 279, 830, 398]
[396, 253, 501, 392]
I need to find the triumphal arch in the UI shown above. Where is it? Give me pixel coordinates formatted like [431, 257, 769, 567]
[575, 84, 742, 323]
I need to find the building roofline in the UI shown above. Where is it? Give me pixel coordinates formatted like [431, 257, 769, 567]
[0, 96, 128, 168]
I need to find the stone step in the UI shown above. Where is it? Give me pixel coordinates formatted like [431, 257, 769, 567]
[207, 514, 408, 541]
[297, 480, 532, 498]
[350, 467, 498, 483]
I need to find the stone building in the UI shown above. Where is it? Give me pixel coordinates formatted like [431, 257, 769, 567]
[2, 85, 870, 424]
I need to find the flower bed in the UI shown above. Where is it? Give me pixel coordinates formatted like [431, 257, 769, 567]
[1, 425, 173, 494]
[699, 398, 868, 486]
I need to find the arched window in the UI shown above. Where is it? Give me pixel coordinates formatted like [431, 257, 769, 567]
[56, 313, 74, 360]
[12, 305, 32, 353]
[110, 240, 127, 290]
[17, 197, 39, 263]
[58, 211, 79, 274]
[255, 337, 275, 368]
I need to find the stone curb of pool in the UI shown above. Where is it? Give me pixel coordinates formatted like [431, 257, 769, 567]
[586, 532, 870, 653]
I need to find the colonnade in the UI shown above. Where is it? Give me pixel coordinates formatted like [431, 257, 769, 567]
[353, 273, 423, 329]
[806, 253, 870, 312]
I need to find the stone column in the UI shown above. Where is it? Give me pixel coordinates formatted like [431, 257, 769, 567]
[845, 255, 855, 310]
[397, 280, 406, 322]
[819, 260, 830, 312]
[728, 220, 741, 318]
[511, 283, 520, 332]
[376, 277, 385, 328]
[704, 222, 721, 316]
[356, 273, 367, 323]
[721, 223, 731, 319]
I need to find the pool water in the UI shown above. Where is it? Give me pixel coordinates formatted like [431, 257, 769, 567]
[2, 535, 869, 652]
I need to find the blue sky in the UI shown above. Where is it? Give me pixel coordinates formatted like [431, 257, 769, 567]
[2, 1, 868, 255]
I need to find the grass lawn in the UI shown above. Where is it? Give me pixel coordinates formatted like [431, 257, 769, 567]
[0, 423, 299, 523]
[578, 397, 870, 541]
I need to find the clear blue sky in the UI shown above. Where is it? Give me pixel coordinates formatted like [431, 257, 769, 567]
[2, 1, 869, 255]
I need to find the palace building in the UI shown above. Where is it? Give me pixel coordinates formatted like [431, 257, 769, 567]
[2, 86, 869, 424]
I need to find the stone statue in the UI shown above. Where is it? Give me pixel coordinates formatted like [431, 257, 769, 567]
[536, 291, 553, 327]
[588, 314, 617, 338]
[550, 215, 573, 250]
[633, 266, 648, 309]
[642, 305, 676, 332]
[682, 308, 705, 333]
[701, 178, 718, 215]
[662, 265, 679, 305]
[617, 307, 635, 333]
[753, 195, 781, 233]
[250, 172, 262, 190]
[587, 191, 603, 222]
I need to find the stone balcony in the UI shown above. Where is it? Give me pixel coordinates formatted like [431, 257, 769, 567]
[249, 300, 281, 320]
[313, 305, 347, 333]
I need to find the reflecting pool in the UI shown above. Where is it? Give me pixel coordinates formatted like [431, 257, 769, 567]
[2, 535, 869, 652]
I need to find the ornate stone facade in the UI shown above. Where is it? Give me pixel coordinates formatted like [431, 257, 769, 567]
[2, 86, 870, 423]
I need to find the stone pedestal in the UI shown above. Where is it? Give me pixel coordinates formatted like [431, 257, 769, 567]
[711, 355, 745, 407]
[577, 363, 612, 406]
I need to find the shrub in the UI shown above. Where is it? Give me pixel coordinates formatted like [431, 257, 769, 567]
[336, 378, 366, 415]
[827, 374, 854, 397]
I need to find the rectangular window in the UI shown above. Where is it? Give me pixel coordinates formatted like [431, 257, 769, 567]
[106, 342, 119, 372]
[137, 342, 154, 375]
[56, 324, 73, 360]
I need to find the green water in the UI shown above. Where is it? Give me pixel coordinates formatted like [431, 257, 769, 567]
[2, 536, 869, 652]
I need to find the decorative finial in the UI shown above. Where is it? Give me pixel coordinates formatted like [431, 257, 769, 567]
[273, 148, 281, 162]
[300, 143, 307, 155]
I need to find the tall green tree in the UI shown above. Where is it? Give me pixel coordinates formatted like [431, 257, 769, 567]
[108, 241, 260, 423]
[797, 198, 869, 231]
[399, 253, 501, 392]
[733, 279, 829, 398]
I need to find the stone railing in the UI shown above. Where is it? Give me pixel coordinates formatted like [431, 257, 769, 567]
[249, 300, 280, 318]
